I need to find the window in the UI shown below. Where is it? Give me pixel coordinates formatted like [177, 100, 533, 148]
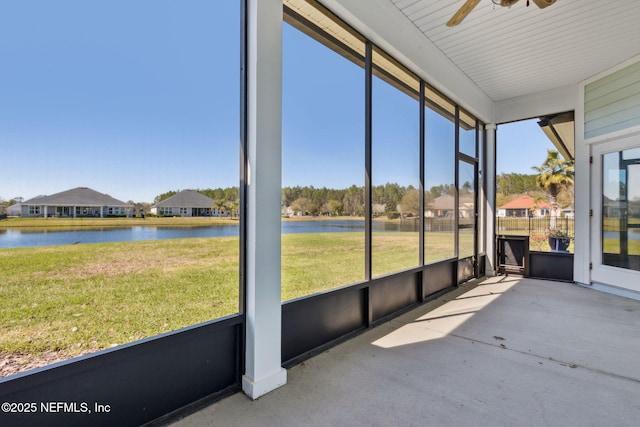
[602, 148, 640, 272]
[478, 123, 486, 257]
[459, 109, 476, 158]
[424, 91, 456, 263]
[458, 160, 476, 259]
[0, 0, 241, 377]
[281, 0, 481, 294]
[458, 113, 477, 261]
[282, 1, 366, 301]
[371, 47, 420, 277]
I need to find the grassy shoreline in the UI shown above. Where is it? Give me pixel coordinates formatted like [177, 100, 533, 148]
[0, 216, 239, 229]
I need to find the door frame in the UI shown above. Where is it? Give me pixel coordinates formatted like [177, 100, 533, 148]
[590, 135, 640, 291]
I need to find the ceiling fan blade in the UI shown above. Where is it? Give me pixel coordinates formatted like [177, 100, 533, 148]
[446, 0, 481, 27]
[531, 0, 556, 8]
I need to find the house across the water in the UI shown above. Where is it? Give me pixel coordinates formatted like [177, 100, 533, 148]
[18, 187, 128, 218]
[425, 194, 474, 218]
[150, 189, 224, 217]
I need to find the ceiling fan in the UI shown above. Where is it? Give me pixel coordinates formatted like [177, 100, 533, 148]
[446, 0, 556, 27]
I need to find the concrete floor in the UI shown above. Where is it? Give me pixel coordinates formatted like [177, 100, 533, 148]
[172, 276, 640, 427]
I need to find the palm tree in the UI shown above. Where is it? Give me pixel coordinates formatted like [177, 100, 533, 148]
[532, 149, 574, 228]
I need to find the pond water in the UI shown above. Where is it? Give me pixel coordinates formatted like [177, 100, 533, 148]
[0, 220, 414, 249]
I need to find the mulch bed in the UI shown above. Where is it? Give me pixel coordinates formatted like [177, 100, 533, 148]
[1, 351, 92, 379]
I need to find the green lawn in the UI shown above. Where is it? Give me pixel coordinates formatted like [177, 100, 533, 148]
[1, 231, 459, 367]
[603, 238, 640, 255]
[0, 238, 240, 355]
[602, 217, 640, 232]
[282, 233, 365, 301]
[372, 232, 420, 278]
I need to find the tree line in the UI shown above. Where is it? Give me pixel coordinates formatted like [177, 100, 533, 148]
[496, 172, 574, 207]
[282, 182, 473, 217]
[2, 167, 567, 217]
[0, 182, 470, 218]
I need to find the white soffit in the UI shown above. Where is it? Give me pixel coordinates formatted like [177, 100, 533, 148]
[388, 0, 640, 103]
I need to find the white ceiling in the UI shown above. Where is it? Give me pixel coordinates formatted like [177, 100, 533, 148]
[388, 0, 640, 102]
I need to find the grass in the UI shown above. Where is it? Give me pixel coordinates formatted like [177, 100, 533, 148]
[603, 238, 640, 255]
[0, 238, 240, 355]
[0, 216, 238, 230]
[603, 217, 640, 232]
[372, 232, 420, 277]
[281, 231, 459, 299]
[281, 215, 363, 222]
[1, 231, 461, 362]
[282, 233, 365, 300]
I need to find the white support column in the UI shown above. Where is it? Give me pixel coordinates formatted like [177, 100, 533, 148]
[485, 123, 497, 276]
[242, 0, 287, 400]
[573, 130, 590, 285]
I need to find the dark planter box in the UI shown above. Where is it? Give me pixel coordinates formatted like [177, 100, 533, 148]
[498, 235, 574, 282]
[529, 250, 574, 282]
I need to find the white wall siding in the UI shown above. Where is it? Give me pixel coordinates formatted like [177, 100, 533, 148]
[585, 60, 640, 139]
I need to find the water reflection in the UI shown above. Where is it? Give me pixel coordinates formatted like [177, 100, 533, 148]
[0, 225, 239, 248]
[0, 220, 421, 248]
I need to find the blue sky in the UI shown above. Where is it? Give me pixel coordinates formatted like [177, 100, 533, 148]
[1, 1, 240, 203]
[497, 120, 556, 176]
[1, 1, 555, 204]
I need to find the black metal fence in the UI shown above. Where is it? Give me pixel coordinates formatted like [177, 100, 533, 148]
[497, 216, 574, 237]
[390, 216, 573, 238]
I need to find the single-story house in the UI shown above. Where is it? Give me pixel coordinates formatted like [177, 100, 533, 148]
[150, 190, 223, 217]
[282, 206, 295, 217]
[497, 195, 551, 218]
[19, 187, 128, 218]
[282, 206, 310, 216]
[426, 194, 474, 218]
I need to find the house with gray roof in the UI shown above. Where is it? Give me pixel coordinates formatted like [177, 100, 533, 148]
[425, 194, 474, 219]
[150, 190, 221, 217]
[20, 187, 128, 218]
[6, 203, 23, 217]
